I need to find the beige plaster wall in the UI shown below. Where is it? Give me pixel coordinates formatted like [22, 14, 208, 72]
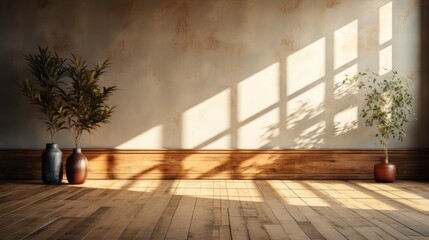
[0, 0, 426, 149]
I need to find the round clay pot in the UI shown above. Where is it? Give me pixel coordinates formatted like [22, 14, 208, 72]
[42, 143, 63, 185]
[66, 148, 88, 184]
[374, 162, 396, 183]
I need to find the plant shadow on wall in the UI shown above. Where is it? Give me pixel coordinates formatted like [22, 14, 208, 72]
[100, 0, 424, 180]
[262, 79, 360, 149]
[262, 102, 357, 149]
[1, 1, 421, 180]
[0, 0, 422, 152]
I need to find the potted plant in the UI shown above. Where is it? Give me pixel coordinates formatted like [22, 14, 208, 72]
[343, 70, 414, 183]
[62, 54, 117, 184]
[19, 47, 67, 185]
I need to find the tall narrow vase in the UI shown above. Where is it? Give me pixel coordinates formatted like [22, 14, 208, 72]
[66, 148, 88, 184]
[42, 143, 63, 185]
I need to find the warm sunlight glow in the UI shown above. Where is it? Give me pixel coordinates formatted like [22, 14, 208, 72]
[334, 20, 358, 69]
[302, 197, 331, 207]
[379, 45, 392, 75]
[334, 106, 358, 136]
[239, 154, 279, 174]
[379, 2, 392, 45]
[287, 38, 326, 96]
[286, 82, 325, 130]
[334, 64, 358, 99]
[115, 125, 163, 149]
[182, 89, 230, 148]
[283, 197, 308, 206]
[238, 109, 279, 148]
[71, 180, 411, 210]
[238, 63, 280, 122]
[126, 180, 163, 192]
[268, 181, 331, 206]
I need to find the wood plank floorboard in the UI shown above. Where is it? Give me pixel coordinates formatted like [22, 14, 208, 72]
[0, 180, 428, 240]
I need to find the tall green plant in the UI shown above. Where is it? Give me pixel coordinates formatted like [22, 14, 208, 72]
[19, 47, 67, 143]
[343, 70, 414, 163]
[62, 55, 117, 148]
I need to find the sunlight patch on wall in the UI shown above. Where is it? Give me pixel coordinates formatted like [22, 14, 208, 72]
[334, 64, 358, 99]
[286, 82, 325, 130]
[237, 63, 280, 122]
[379, 2, 393, 75]
[202, 135, 231, 149]
[115, 125, 163, 149]
[334, 106, 358, 136]
[293, 121, 326, 148]
[238, 108, 279, 148]
[334, 20, 358, 69]
[379, 2, 392, 45]
[182, 89, 230, 148]
[379, 45, 392, 75]
[286, 38, 326, 96]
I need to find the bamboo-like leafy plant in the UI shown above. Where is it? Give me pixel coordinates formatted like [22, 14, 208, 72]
[19, 47, 67, 143]
[62, 55, 117, 148]
[343, 70, 414, 163]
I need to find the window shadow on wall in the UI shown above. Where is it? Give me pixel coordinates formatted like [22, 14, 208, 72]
[0, 1, 426, 180]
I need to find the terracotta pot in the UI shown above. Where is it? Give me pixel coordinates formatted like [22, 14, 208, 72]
[374, 161, 396, 183]
[66, 148, 88, 184]
[42, 143, 63, 185]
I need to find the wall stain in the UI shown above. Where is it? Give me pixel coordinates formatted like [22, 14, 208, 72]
[325, 0, 341, 9]
[51, 32, 75, 53]
[206, 31, 221, 50]
[274, 38, 296, 60]
[114, 31, 128, 55]
[37, 0, 52, 9]
[144, 71, 162, 90]
[155, 0, 242, 54]
[401, 0, 418, 23]
[155, 0, 195, 52]
[360, 26, 378, 51]
[205, 30, 232, 52]
[108, 0, 135, 56]
[208, 0, 232, 14]
[280, 0, 302, 14]
[175, 1, 191, 36]
[110, 0, 135, 14]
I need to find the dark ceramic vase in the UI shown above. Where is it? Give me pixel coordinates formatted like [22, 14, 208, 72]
[42, 143, 63, 185]
[374, 161, 396, 183]
[66, 148, 88, 184]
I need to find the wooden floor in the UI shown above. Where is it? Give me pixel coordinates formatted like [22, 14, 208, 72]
[0, 180, 429, 240]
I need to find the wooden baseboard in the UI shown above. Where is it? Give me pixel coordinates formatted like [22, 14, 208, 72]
[0, 149, 428, 180]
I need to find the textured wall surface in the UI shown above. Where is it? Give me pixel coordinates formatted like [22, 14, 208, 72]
[0, 0, 426, 149]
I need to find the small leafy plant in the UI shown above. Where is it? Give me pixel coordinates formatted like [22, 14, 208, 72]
[343, 70, 414, 163]
[62, 55, 117, 148]
[19, 47, 67, 143]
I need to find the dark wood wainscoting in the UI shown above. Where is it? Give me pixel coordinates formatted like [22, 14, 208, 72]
[0, 149, 428, 180]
